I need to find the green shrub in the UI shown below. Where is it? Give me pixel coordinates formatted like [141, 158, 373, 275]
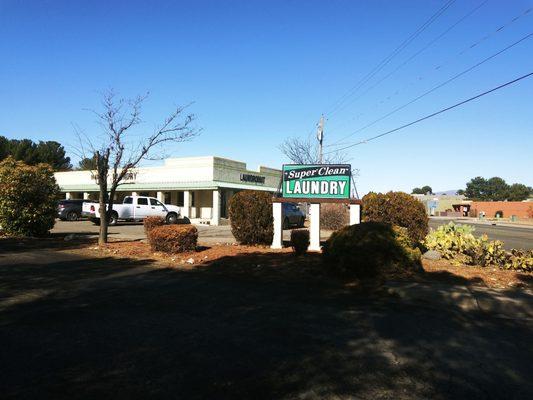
[229, 190, 273, 245]
[291, 229, 310, 255]
[424, 222, 532, 271]
[323, 221, 421, 278]
[0, 157, 60, 236]
[320, 203, 348, 230]
[147, 224, 198, 253]
[362, 191, 428, 244]
[144, 216, 165, 235]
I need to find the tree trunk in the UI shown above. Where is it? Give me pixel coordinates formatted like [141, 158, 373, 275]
[98, 187, 109, 246]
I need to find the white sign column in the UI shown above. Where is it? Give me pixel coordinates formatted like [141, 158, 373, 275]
[271, 202, 283, 249]
[349, 203, 361, 225]
[211, 189, 220, 226]
[183, 190, 191, 218]
[309, 203, 321, 251]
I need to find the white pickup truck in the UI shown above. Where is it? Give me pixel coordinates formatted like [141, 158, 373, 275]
[82, 196, 181, 226]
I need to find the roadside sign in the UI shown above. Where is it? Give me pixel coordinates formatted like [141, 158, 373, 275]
[281, 164, 351, 199]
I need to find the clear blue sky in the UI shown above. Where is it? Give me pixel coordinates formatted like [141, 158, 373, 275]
[1, 0, 531, 194]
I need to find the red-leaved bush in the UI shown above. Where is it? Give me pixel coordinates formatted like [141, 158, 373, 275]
[143, 216, 166, 235]
[147, 225, 198, 253]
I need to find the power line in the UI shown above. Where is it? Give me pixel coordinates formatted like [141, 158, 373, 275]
[323, 71, 533, 154]
[326, 31, 533, 147]
[324, 0, 456, 118]
[327, 5, 531, 136]
[327, 0, 489, 122]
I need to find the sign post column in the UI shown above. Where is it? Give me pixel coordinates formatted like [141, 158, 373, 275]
[349, 203, 361, 225]
[271, 202, 283, 249]
[309, 203, 321, 251]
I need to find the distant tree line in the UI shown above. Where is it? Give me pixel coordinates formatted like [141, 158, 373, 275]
[411, 186, 433, 195]
[0, 135, 71, 171]
[462, 176, 531, 202]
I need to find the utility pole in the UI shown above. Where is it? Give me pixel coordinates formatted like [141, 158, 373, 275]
[317, 115, 324, 164]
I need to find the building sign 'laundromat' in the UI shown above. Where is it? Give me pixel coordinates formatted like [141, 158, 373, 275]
[282, 164, 351, 199]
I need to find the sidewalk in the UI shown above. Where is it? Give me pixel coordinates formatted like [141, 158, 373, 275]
[430, 216, 533, 230]
[385, 281, 533, 320]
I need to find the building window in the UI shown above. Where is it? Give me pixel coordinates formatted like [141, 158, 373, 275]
[177, 191, 184, 206]
[164, 192, 171, 204]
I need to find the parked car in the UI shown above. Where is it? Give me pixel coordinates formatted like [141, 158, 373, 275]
[82, 196, 181, 226]
[282, 202, 305, 229]
[57, 199, 94, 221]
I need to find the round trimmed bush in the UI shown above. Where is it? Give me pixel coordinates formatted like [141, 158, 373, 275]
[290, 229, 310, 255]
[0, 157, 60, 236]
[147, 224, 198, 253]
[362, 191, 428, 244]
[323, 221, 422, 278]
[229, 190, 273, 245]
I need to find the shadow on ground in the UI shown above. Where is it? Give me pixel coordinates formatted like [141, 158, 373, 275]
[0, 245, 532, 399]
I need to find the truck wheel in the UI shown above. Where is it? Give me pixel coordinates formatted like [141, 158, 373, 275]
[166, 213, 178, 224]
[109, 212, 119, 226]
[67, 211, 79, 221]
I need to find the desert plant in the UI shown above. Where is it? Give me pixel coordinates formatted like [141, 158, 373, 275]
[323, 221, 421, 278]
[290, 229, 310, 255]
[229, 190, 273, 245]
[503, 249, 533, 272]
[147, 224, 198, 253]
[423, 222, 480, 260]
[424, 222, 532, 271]
[320, 203, 349, 230]
[362, 191, 428, 244]
[0, 157, 61, 236]
[144, 216, 165, 235]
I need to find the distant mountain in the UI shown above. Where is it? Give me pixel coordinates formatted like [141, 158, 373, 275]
[434, 190, 461, 196]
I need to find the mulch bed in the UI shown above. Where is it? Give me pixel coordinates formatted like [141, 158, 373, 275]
[69, 240, 533, 290]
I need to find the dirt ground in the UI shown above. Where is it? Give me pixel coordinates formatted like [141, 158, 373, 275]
[73, 239, 533, 290]
[1, 235, 533, 399]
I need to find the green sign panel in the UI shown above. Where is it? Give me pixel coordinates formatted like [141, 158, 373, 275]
[282, 164, 351, 199]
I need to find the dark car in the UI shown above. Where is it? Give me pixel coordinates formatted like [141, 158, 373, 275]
[282, 202, 306, 229]
[57, 199, 89, 221]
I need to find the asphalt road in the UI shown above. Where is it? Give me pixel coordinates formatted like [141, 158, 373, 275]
[429, 219, 533, 250]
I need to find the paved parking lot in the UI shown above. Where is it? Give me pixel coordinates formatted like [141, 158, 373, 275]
[51, 220, 319, 244]
[52, 220, 235, 244]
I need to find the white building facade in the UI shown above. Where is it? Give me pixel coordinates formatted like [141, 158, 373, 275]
[54, 156, 282, 226]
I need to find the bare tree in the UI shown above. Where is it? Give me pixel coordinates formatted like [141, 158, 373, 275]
[279, 136, 349, 164]
[77, 89, 200, 245]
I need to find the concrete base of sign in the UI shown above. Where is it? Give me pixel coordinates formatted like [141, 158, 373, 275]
[309, 203, 321, 251]
[271, 202, 283, 249]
